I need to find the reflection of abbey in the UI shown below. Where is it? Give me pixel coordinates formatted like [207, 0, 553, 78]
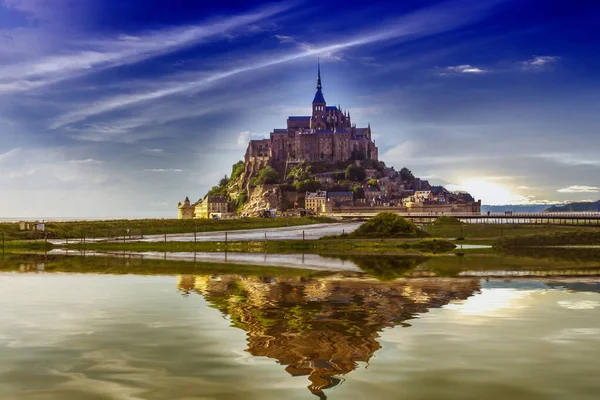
[245, 62, 378, 170]
[177, 272, 479, 398]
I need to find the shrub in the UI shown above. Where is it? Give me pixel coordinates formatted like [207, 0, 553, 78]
[345, 164, 366, 182]
[230, 161, 245, 182]
[295, 179, 321, 193]
[258, 166, 279, 184]
[352, 186, 365, 200]
[399, 167, 415, 183]
[434, 216, 462, 225]
[350, 212, 422, 238]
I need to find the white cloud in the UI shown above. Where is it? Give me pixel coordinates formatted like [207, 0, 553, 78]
[143, 148, 164, 154]
[68, 158, 103, 164]
[536, 153, 600, 166]
[557, 185, 600, 193]
[143, 168, 183, 173]
[381, 141, 418, 164]
[0, 148, 21, 163]
[438, 64, 487, 75]
[236, 131, 268, 148]
[520, 55, 559, 70]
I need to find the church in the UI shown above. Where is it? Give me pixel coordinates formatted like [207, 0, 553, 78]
[244, 63, 378, 173]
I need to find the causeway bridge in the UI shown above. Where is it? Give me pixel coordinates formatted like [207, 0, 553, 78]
[327, 212, 600, 225]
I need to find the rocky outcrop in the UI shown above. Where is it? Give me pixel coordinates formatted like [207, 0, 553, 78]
[241, 184, 282, 215]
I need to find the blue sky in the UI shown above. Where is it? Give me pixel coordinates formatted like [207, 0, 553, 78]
[1, 0, 599, 217]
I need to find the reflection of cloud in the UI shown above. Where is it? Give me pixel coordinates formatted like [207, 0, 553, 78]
[557, 185, 600, 193]
[557, 300, 599, 310]
[545, 328, 600, 344]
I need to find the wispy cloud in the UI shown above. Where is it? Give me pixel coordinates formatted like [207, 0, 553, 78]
[437, 64, 487, 75]
[50, 0, 509, 129]
[0, 2, 294, 94]
[436, 55, 560, 76]
[557, 185, 600, 193]
[0, 148, 21, 162]
[236, 131, 269, 148]
[68, 158, 103, 164]
[144, 168, 184, 173]
[520, 55, 560, 70]
[536, 153, 600, 166]
[143, 148, 164, 154]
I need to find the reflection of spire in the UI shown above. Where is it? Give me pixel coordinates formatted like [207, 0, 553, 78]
[191, 273, 480, 397]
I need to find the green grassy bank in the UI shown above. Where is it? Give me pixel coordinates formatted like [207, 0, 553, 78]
[494, 230, 600, 249]
[62, 237, 456, 255]
[0, 216, 337, 240]
[426, 221, 600, 240]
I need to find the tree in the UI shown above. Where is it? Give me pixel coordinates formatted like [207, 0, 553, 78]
[219, 175, 229, 187]
[295, 179, 321, 192]
[345, 164, 366, 182]
[352, 186, 365, 200]
[349, 212, 421, 238]
[258, 166, 279, 184]
[400, 167, 415, 183]
[367, 178, 379, 187]
[230, 161, 245, 182]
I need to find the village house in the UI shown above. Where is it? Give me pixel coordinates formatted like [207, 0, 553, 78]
[305, 191, 327, 214]
[178, 195, 228, 219]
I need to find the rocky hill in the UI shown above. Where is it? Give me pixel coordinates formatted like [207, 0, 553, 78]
[198, 155, 478, 216]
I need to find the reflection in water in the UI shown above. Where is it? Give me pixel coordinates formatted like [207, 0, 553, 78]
[178, 274, 480, 398]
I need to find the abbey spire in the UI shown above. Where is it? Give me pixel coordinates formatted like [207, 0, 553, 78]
[312, 60, 326, 105]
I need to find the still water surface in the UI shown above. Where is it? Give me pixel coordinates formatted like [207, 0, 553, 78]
[1, 264, 599, 399]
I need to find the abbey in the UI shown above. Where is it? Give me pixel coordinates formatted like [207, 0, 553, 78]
[244, 63, 378, 172]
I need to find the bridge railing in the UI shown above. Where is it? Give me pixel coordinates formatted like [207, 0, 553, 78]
[330, 211, 600, 218]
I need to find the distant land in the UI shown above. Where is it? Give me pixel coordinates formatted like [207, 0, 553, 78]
[481, 204, 556, 213]
[482, 200, 600, 213]
[544, 200, 600, 212]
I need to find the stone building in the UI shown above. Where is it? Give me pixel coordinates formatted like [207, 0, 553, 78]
[195, 195, 228, 219]
[244, 63, 378, 175]
[177, 195, 228, 219]
[177, 197, 195, 219]
[305, 191, 327, 213]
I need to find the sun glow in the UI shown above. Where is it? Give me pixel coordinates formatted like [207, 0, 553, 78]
[446, 178, 528, 205]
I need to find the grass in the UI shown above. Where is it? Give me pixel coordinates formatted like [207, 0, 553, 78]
[0, 239, 53, 252]
[425, 222, 600, 240]
[494, 230, 600, 249]
[0, 216, 337, 240]
[61, 237, 456, 255]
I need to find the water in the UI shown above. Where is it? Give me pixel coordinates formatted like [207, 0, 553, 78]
[1, 257, 599, 399]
